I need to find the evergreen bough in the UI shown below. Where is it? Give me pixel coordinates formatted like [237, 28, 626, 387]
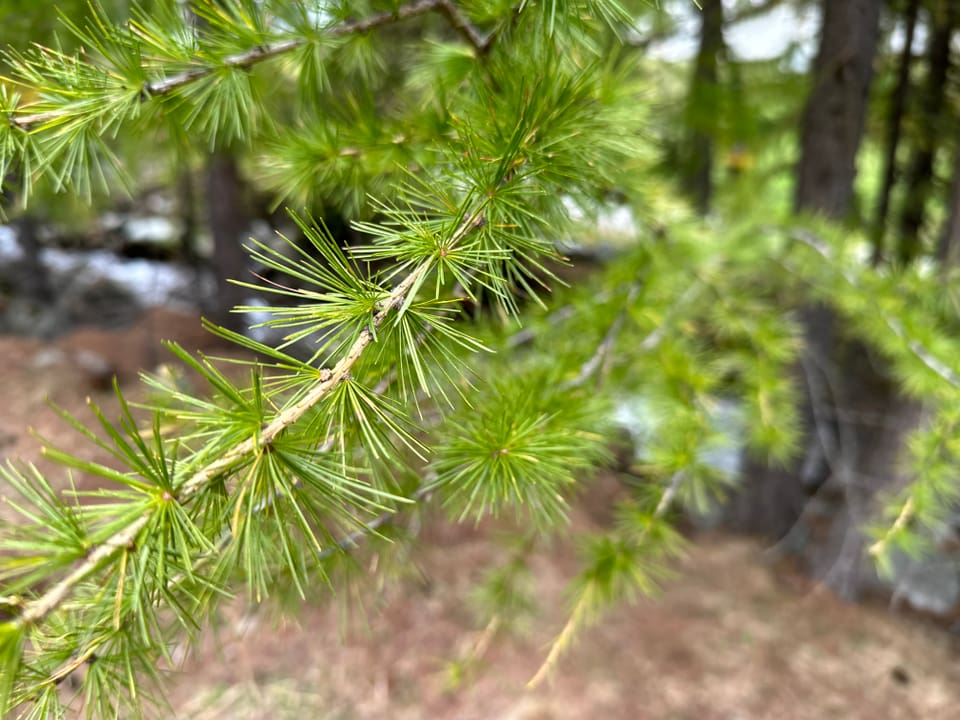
[0, 2, 959, 717]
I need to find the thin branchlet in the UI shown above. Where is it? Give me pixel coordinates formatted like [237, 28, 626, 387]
[16, 264, 422, 630]
[16, 201, 491, 632]
[0, 3, 664, 713]
[527, 470, 687, 688]
[792, 228, 960, 388]
[8, 0, 493, 130]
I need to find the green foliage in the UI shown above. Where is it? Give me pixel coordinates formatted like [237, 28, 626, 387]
[431, 377, 611, 527]
[776, 221, 960, 575]
[0, 1, 669, 713]
[2, 0, 960, 715]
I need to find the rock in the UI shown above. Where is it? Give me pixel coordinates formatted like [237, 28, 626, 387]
[0, 296, 66, 338]
[120, 216, 183, 260]
[0, 225, 23, 261]
[73, 349, 117, 390]
[57, 276, 142, 329]
[890, 549, 960, 616]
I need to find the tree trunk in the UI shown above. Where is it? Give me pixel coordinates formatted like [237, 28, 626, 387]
[682, 0, 724, 216]
[806, 338, 924, 599]
[206, 151, 250, 331]
[2, 174, 52, 306]
[14, 214, 52, 304]
[870, 0, 919, 264]
[935, 143, 960, 265]
[896, 0, 956, 263]
[790, 0, 893, 600]
[793, 0, 881, 218]
[725, 304, 838, 540]
[726, 0, 890, 600]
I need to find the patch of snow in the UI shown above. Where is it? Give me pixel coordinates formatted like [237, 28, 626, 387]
[614, 393, 744, 480]
[37, 248, 82, 276]
[39, 248, 202, 307]
[143, 192, 176, 216]
[99, 211, 125, 232]
[0, 225, 22, 261]
[124, 216, 180, 245]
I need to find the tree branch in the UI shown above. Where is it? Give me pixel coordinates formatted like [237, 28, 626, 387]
[868, 496, 914, 558]
[526, 271, 705, 689]
[40, 475, 435, 695]
[435, 0, 495, 54]
[791, 228, 960, 389]
[563, 281, 642, 389]
[528, 469, 686, 688]
[18, 268, 428, 629]
[560, 262, 705, 392]
[9, 0, 489, 131]
[17, 204, 491, 630]
[319, 481, 432, 559]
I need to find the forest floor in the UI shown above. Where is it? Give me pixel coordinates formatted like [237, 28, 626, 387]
[2, 309, 959, 720]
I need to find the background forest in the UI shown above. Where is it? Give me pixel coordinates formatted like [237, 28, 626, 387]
[1, 0, 960, 717]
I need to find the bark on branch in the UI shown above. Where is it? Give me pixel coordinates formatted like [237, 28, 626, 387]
[17, 203, 489, 630]
[9, 0, 491, 131]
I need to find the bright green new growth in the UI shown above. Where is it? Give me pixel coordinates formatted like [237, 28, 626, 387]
[0, 1, 656, 715]
[1, 1, 960, 717]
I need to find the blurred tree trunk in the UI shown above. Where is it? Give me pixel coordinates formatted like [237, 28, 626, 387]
[725, 0, 891, 600]
[175, 160, 213, 312]
[936, 144, 960, 264]
[176, 163, 200, 264]
[793, 0, 880, 217]
[871, 0, 919, 264]
[681, 0, 724, 215]
[14, 214, 51, 304]
[189, 3, 249, 332]
[206, 151, 249, 331]
[896, 0, 957, 263]
[2, 174, 52, 305]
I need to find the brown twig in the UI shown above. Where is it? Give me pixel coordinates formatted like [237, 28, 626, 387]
[436, 0, 496, 54]
[527, 276, 702, 688]
[17, 203, 489, 631]
[528, 469, 686, 688]
[564, 282, 642, 390]
[9, 0, 492, 131]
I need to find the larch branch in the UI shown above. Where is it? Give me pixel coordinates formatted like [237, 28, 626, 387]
[16, 262, 428, 629]
[16, 199, 491, 632]
[527, 469, 686, 687]
[792, 228, 960, 389]
[9, 0, 489, 131]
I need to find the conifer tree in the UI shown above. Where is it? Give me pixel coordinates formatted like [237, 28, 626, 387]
[1, 2, 960, 718]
